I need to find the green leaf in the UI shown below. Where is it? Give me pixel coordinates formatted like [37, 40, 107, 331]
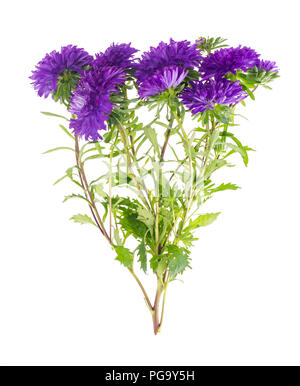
[213, 105, 233, 124]
[244, 86, 255, 100]
[59, 124, 75, 139]
[204, 159, 227, 178]
[70, 214, 96, 226]
[196, 36, 228, 54]
[137, 207, 155, 230]
[114, 229, 122, 246]
[167, 245, 191, 277]
[93, 184, 106, 198]
[150, 255, 168, 276]
[53, 174, 68, 185]
[206, 183, 240, 195]
[177, 230, 198, 248]
[65, 166, 82, 188]
[115, 246, 133, 268]
[43, 146, 74, 154]
[83, 154, 103, 163]
[226, 143, 249, 166]
[143, 125, 160, 155]
[103, 126, 115, 143]
[220, 131, 251, 166]
[120, 213, 148, 241]
[41, 111, 69, 121]
[137, 241, 147, 273]
[63, 193, 92, 205]
[184, 212, 220, 233]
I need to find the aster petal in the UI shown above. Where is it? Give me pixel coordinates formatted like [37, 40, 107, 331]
[94, 43, 138, 69]
[139, 65, 188, 99]
[255, 59, 278, 73]
[180, 78, 247, 114]
[69, 65, 126, 141]
[30, 45, 93, 98]
[199, 46, 260, 79]
[134, 38, 202, 83]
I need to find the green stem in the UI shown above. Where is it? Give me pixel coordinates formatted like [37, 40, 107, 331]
[75, 136, 111, 243]
[108, 136, 118, 241]
[152, 277, 164, 335]
[158, 274, 169, 332]
[118, 123, 152, 210]
[128, 268, 153, 311]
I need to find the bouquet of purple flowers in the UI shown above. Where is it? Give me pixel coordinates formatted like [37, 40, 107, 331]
[30, 37, 279, 334]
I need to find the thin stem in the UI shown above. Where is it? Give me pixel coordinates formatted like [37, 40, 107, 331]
[169, 138, 204, 182]
[75, 136, 111, 243]
[152, 277, 164, 335]
[178, 117, 216, 238]
[173, 110, 193, 198]
[128, 268, 153, 311]
[118, 123, 152, 211]
[108, 135, 118, 241]
[160, 118, 173, 161]
[155, 200, 159, 254]
[129, 130, 136, 157]
[172, 111, 195, 240]
[159, 274, 169, 332]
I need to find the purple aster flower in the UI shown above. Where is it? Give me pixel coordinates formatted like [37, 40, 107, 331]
[94, 43, 138, 69]
[30, 45, 93, 98]
[180, 78, 247, 114]
[255, 59, 278, 73]
[69, 66, 126, 141]
[134, 39, 202, 83]
[139, 65, 188, 99]
[199, 46, 260, 79]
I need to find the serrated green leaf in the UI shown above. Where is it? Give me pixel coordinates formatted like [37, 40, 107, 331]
[206, 182, 240, 194]
[167, 245, 191, 277]
[150, 255, 168, 276]
[137, 207, 155, 230]
[70, 214, 96, 226]
[115, 246, 133, 268]
[119, 213, 148, 241]
[63, 193, 92, 205]
[204, 159, 227, 178]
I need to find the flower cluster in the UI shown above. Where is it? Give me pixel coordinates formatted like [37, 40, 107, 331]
[70, 43, 137, 140]
[31, 38, 278, 140]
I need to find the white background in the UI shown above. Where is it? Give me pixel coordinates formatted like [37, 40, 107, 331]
[0, 0, 299, 366]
